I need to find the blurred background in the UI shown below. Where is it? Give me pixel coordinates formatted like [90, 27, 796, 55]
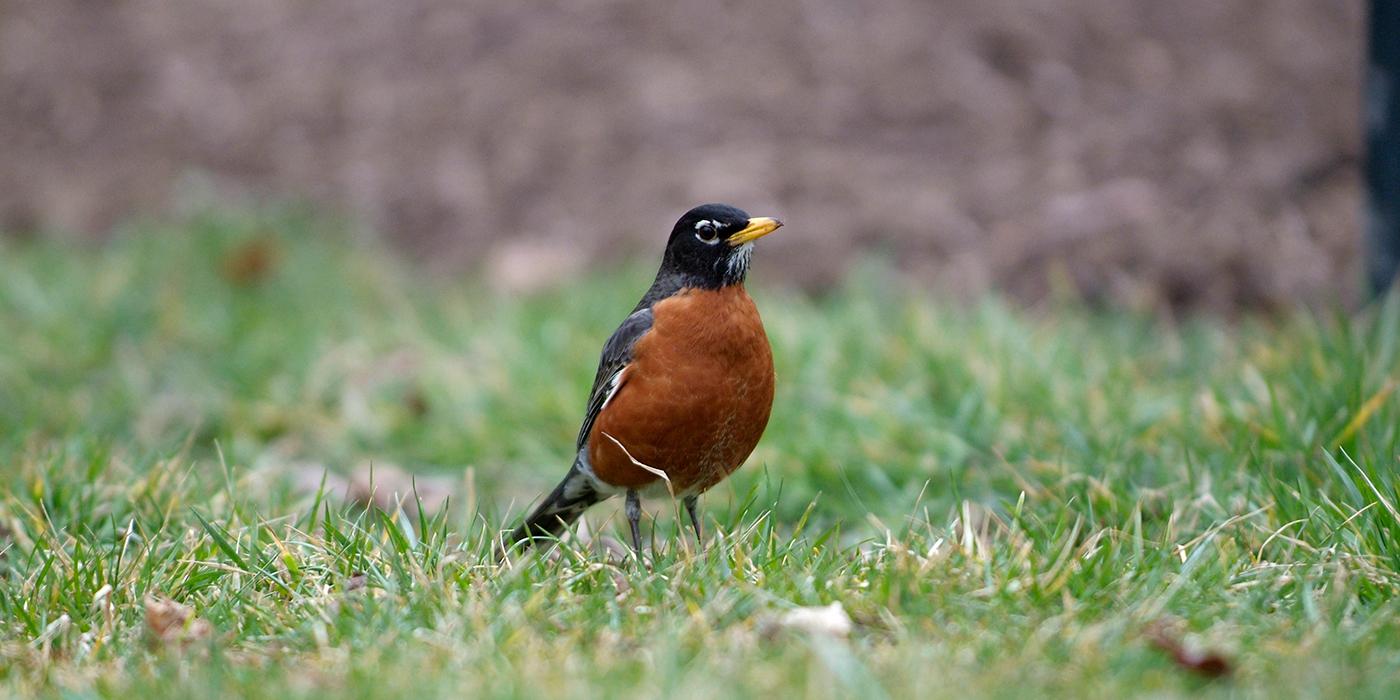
[0, 0, 1364, 310]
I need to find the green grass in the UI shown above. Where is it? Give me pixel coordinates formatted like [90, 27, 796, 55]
[2, 207, 1399, 698]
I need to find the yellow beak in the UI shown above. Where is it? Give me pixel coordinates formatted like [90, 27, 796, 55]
[726, 217, 784, 246]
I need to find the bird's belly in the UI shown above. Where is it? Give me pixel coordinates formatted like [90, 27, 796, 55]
[587, 287, 775, 494]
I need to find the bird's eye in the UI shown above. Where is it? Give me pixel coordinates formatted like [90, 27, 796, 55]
[694, 221, 721, 245]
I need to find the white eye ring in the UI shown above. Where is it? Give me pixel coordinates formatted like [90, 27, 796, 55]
[694, 220, 721, 244]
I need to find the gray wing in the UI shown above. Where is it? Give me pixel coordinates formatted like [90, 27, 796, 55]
[574, 307, 654, 451]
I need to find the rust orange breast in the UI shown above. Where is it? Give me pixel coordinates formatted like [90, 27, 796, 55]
[587, 285, 775, 494]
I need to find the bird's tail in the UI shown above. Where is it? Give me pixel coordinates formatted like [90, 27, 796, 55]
[503, 460, 605, 551]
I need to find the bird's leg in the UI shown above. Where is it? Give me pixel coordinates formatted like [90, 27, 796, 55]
[683, 495, 704, 552]
[625, 489, 643, 559]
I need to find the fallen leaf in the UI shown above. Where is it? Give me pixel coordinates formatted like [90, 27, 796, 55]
[402, 388, 430, 418]
[345, 572, 367, 592]
[1145, 619, 1233, 678]
[221, 237, 280, 286]
[328, 571, 370, 617]
[145, 597, 212, 646]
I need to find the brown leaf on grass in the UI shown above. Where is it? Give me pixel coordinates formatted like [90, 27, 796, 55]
[327, 572, 371, 617]
[402, 388, 430, 418]
[144, 597, 212, 646]
[345, 572, 367, 592]
[220, 237, 280, 286]
[1145, 619, 1233, 678]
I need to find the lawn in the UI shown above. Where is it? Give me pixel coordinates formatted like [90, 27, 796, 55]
[1, 208, 1398, 698]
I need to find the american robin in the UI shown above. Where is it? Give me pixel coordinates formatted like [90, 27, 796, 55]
[505, 203, 783, 555]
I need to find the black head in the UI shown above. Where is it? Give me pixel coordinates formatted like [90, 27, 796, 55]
[656, 203, 784, 289]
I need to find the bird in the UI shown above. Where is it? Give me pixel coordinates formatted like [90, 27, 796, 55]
[504, 203, 783, 556]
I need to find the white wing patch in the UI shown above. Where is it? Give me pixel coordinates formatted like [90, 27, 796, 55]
[598, 366, 627, 412]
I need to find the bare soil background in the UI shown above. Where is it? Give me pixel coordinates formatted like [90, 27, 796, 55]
[0, 1, 1364, 309]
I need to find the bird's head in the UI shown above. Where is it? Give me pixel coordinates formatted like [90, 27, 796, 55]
[660, 203, 783, 287]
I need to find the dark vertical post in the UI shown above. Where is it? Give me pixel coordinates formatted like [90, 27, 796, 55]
[1367, 0, 1400, 295]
